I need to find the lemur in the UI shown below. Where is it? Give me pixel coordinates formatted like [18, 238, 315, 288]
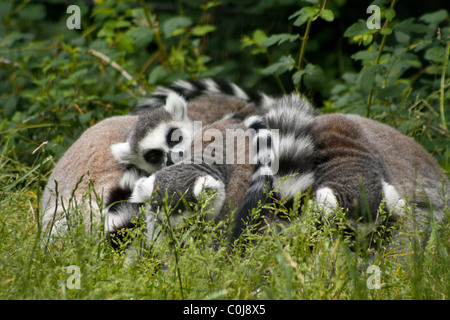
[41, 79, 273, 239]
[105, 94, 449, 250]
[104, 112, 268, 247]
[111, 78, 274, 175]
[232, 94, 450, 241]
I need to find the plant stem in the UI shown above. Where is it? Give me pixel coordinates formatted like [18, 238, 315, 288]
[439, 40, 449, 131]
[295, 0, 326, 92]
[295, 17, 313, 92]
[366, 0, 396, 118]
[139, 0, 173, 72]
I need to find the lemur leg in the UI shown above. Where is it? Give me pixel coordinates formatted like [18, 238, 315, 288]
[315, 187, 339, 217]
[193, 175, 226, 222]
[163, 175, 226, 229]
[130, 175, 156, 203]
[381, 180, 406, 217]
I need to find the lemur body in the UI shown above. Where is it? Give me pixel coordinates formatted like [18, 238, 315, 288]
[105, 115, 260, 244]
[233, 95, 449, 240]
[41, 115, 137, 237]
[106, 94, 448, 248]
[41, 79, 271, 238]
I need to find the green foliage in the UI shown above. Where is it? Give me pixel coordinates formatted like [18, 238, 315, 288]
[0, 0, 449, 300]
[1, 0, 449, 165]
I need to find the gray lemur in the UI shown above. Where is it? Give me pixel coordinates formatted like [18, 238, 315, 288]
[41, 80, 273, 239]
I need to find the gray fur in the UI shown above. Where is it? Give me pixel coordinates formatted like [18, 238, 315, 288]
[233, 94, 449, 243]
[42, 83, 270, 240]
[105, 115, 264, 245]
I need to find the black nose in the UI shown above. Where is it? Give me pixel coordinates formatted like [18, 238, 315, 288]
[166, 153, 174, 166]
[166, 150, 185, 166]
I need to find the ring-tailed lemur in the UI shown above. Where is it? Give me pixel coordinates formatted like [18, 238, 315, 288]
[104, 113, 271, 247]
[111, 78, 274, 175]
[41, 115, 138, 239]
[41, 79, 273, 239]
[232, 94, 449, 241]
[105, 93, 449, 251]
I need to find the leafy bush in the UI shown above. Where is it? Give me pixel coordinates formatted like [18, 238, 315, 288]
[1, 0, 449, 165]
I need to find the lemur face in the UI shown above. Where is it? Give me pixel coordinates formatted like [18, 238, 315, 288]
[111, 93, 193, 174]
[133, 120, 193, 173]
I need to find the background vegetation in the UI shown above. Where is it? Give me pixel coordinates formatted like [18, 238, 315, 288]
[0, 0, 449, 300]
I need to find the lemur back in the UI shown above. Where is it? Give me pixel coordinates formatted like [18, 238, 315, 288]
[41, 115, 137, 238]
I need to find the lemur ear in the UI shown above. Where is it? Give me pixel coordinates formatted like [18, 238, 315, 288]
[164, 92, 188, 122]
[111, 142, 133, 164]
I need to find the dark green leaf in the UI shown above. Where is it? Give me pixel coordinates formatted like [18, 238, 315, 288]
[191, 25, 216, 36]
[303, 64, 325, 91]
[420, 9, 449, 24]
[292, 7, 320, 27]
[424, 46, 446, 63]
[384, 9, 396, 21]
[261, 55, 295, 75]
[162, 17, 193, 37]
[148, 66, 170, 85]
[18, 4, 46, 21]
[125, 27, 154, 49]
[344, 20, 370, 38]
[293, 70, 307, 85]
[320, 9, 334, 22]
[360, 65, 378, 95]
[262, 34, 299, 47]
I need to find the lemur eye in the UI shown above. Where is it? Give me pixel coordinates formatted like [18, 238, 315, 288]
[167, 127, 183, 148]
[143, 149, 163, 164]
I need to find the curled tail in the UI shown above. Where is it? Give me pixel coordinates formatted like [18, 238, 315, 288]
[231, 114, 276, 242]
[132, 78, 274, 114]
[231, 94, 318, 242]
[104, 168, 144, 250]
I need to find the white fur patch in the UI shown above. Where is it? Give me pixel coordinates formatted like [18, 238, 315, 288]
[137, 97, 161, 108]
[118, 168, 142, 189]
[315, 187, 338, 217]
[130, 175, 156, 203]
[164, 92, 188, 122]
[274, 172, 315, 199]
[382, 180, 406, 216]
[111, 142, 133, 164]
[230, 83, 250, 100]
[193, 175, 226, 220]
[201, 78, 221, 93]
[253, 165, 273, 178]
[261, 94, 275, 111]
[174, 79, 196, 92]
[105, 205, 131, 232]
[279, 134, 314, 159]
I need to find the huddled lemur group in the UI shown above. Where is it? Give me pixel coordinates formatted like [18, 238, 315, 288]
[41, 78, 449, 251]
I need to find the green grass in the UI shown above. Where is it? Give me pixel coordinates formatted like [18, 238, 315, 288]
[1, 141, 449, 300]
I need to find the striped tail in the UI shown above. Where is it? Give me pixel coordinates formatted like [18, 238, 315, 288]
[230, 115, 276, 242]
[266, 94, 317, 201]
[104, 169, 144, 250]
[131, 78, 274, 114]
[231, 94, 318, 243]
